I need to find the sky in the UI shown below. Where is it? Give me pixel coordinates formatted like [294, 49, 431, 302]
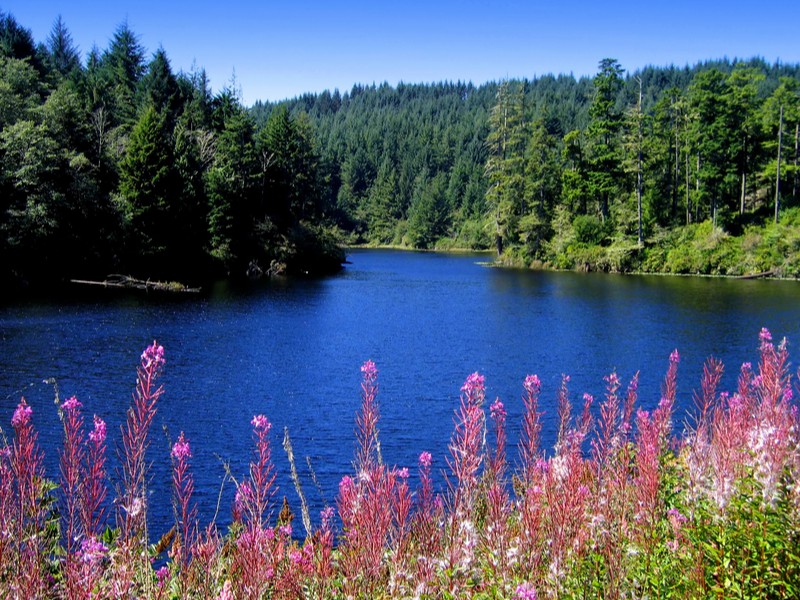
[4, 1, 800, 106]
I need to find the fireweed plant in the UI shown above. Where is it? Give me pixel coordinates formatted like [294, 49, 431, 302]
[0, 330, 798, 598]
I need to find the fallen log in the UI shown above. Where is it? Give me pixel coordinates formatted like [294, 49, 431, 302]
[70, 274, 201, 293]
[735, 270, 775, 280]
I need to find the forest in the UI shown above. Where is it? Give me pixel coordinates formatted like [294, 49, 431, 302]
[258, 59, 800, 276]
[2, 11, 800, 295]
[0, 12, 344, 294]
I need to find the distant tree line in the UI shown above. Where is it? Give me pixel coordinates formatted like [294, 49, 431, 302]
[0, 12, 343, 293]
[263, 57, 800, 274]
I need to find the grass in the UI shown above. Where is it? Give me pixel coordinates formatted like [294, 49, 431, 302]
[0, 330, 798, 598]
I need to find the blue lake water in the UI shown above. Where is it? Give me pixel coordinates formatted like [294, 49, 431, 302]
[1, 248, 799, 539]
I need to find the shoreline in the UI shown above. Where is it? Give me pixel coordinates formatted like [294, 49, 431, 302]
[344, 244, 799, 282]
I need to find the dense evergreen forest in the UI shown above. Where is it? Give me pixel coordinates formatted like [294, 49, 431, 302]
[3, 11, 800, 295]
[257, 59, 800, 276]
[0, 12, 344, 294]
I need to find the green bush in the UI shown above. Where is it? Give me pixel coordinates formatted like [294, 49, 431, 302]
[572, 214, 608, 246]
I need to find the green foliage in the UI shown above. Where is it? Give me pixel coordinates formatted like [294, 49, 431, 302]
[406, 171, 451, 248]
[682, 472, 800, 597]
[118, 105, 177, 259]
[572, 214, 608, 245]
[4, 6, 800, 289]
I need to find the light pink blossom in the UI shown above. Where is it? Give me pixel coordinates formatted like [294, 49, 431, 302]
[490, 399, 506, 422]
[141, 340, 165, 369]
[251, 414, 271, 432]
[515, 582, 538, 600]
[418, 451, 432, 468]
[461, 372, 485, 395]
[360, 359, 378, 378]
[89, 415, 106, 443]
[11, 400, 32, 428]
[62, 396, 82, 412]
[172, 432, 191, 460]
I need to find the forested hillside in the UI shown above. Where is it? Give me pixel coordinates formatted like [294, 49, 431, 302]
[261, 58, 800, 276]
[0, 12, 344, 294]
[3, 10, 800, 293]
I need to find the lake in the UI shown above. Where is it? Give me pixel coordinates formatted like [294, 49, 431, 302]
[1, 248, 799, 539]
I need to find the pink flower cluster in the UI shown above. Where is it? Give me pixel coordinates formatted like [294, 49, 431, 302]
[141, 340, 165, 369]
[251, 414, 271, 433]
[360, 359, 378, 378]
[418, 451, 433, 468]
[515, 582, 538, 600]
[461, 371, 486, 396]
[172, 433, 191, 460]
[61, 396, 82, 412]
[79, 537, 107, 565]
[88, 415, 106, 443]
[11, 401, 32, 428]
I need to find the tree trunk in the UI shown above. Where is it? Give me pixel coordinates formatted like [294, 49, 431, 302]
[673, 119, 680, 220]
[685, 151, 691, 225]
[793, 121, 799, 202]
[695, 154, 701, 223]
[636, 77, 643, 246]
[740, 133, 747, 215]
[740, 172, 746, 215]
[775, 104, 783, 224]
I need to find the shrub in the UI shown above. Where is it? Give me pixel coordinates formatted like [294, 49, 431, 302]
[572, 214, 608, 246]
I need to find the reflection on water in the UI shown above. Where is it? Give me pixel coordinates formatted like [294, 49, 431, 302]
[1, 249, 798, 537]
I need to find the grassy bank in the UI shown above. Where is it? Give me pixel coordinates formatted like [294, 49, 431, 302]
[504, 208, 800, 279]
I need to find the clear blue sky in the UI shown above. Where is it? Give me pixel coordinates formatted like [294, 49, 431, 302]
[4, 1, 799, 105]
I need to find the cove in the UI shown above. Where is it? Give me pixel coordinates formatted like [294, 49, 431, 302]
[1, 248, 798, 538]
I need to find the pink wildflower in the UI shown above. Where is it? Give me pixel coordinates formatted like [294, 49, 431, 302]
[79, 537, 107, 564]
[667, 508, 687, 525]
[515, 582, 538, 600]
[419, 451, 433, 468]
[490, 399, 506, 421]
[461, 371, 485, 395]
[321, 506, 335, 527]
[670, 349, 680, 364]
[251, 414, 271, 432]
[339, 475, 354, 495]
[217, 580, 234, 600]
[61, 396, 81, 412]
[11, 401, 32, 428]
[360, 359, 378, 378]
[523, 374, 541, 394]
[279, 524, 292, 537]
[759, 327, 772, 344]
[604, 372, 620, 389]
[396, 467, 409, 479]
[171, 433, 191, 460]
[88, 415, 106, 443]
[156, 565, 169, 587]
[141, 340, 165, 369]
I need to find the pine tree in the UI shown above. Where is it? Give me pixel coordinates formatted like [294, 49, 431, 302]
[118, 105, 178, 269]
[586, 58, 625, 221]
[485, 80, 526, 255]
[45, 15, 80, 77]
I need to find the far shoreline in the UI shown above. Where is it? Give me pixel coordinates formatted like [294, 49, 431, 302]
[343, 244, 799, 282]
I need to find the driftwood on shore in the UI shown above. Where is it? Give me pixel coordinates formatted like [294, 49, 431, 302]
[70, 274, 201, 293]
[736, 270, 775, 280]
